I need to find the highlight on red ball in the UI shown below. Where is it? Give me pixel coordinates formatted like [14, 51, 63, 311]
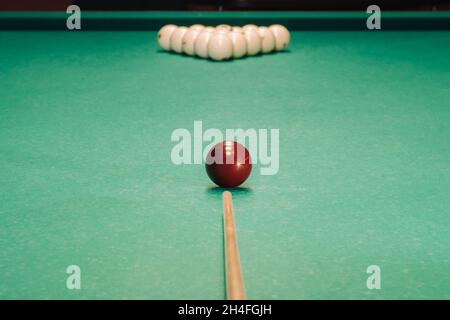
[205, 141, 252, 188]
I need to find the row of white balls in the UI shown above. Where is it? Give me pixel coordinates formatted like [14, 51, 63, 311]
[157, 24, 290, 61]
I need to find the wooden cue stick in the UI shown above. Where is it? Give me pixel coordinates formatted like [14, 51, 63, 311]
[222, 191, 246, 300]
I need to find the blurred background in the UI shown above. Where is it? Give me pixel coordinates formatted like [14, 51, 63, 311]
[0, 0, 449, 11]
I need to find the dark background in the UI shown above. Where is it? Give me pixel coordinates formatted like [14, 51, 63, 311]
[1, 0, 449, 11]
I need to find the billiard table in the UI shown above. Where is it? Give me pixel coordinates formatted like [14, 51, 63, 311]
[0, 11, 449, 300]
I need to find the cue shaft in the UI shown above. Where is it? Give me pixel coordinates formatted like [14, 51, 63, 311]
[222, 191, 246, 300]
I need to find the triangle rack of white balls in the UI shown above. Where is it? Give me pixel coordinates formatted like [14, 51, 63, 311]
[157, 24, 290, 61]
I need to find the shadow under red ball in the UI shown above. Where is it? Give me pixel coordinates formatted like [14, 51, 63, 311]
[205, 141, 252, 188]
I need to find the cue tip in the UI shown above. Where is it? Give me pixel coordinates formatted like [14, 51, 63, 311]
[222, 190, 232, 201]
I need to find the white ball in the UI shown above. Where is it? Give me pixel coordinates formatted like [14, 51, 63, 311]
[231, 26, 243, 33]
[243, 29, 261, 56]
[194, 28, 215, 58]
[190, 24, 205, 31]
[243, 24, 258, 32]
[229, 31, 246, 58]
[216, 24, 232, 32]
[157, 24, 178, 51]
[258, 26, 275, 53]
[269, 24, 290, 51]
[182, 29, 202, 56]
[170, 26, 189, 53]
[204, 26, 216, 33]
[208, 32, 233, 61]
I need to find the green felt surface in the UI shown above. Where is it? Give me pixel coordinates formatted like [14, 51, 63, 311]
[0, 30, 449, 299]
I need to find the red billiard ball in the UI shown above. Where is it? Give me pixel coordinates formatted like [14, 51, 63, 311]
[205, 141, 252, 188]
